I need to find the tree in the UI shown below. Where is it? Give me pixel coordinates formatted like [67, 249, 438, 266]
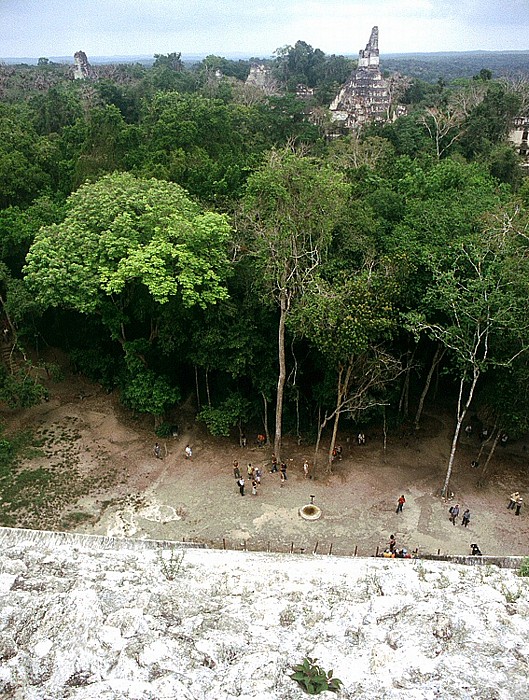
[407, 210, 529, 497]
[153, 52, 183, 72]
[242, 149, 349, 458]
[291, 273, 398, 472]
[23, 172, 233, 415]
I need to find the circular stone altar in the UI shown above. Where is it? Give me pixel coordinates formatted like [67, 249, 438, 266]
[298, 504, 322, 521]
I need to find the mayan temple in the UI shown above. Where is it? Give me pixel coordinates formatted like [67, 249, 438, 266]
[330, 26, 391, 128]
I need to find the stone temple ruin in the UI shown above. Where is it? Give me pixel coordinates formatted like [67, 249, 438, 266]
[245, 63, 278, 95]
[73, 50, 95, 80]
[330, 26, 396, 129]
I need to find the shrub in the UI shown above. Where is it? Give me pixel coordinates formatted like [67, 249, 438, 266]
[290, 657, 343, 695]
[518, 557, 529, 577]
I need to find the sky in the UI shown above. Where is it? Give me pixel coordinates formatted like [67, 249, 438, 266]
[1, 0, 529, 59]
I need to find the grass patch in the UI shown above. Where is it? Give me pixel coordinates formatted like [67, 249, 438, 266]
[0, 419, 118, 530]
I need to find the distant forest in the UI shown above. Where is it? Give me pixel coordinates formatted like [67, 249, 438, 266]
[383, 51, 529, 83]
[1, 41, 529, 488]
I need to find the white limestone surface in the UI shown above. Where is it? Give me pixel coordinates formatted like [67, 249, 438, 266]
[0, 529, 528, 699]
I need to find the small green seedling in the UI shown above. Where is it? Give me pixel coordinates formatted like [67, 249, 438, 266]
[290, 657, 343, 695]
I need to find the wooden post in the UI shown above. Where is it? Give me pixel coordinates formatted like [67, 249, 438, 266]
[313, 540, 319, 554]
[354, 545, 358, 557]
[222, 538, 226, 550]
[437, 548, 441, 555]
[290, 542, 294, 553]
[244, 540, 247, 551]
[328, 543, 333, 556]
[267, 541, 270, 552]
[375, 546, 379, 557]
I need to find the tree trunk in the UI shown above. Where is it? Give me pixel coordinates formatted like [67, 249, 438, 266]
[441, 369, 480, 498]
[194, 365, 201, 411]
[326, 364, 351, 473]
[205, 367, 211, 407]
[414, 344, 446, 429]
[477, 427, 501, 487]
[313, 406, 332, 477]
[398, 351, 411, 417]
[274, 291, 289, 460]
[261, 391, 270, 445]
[382, 406, 388, 462]
[475, 426, 495, 464]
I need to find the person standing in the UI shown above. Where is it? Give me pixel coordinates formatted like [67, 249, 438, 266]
[247, 462, 254, 479]
[252, 479, 258, 496]
[396, 495, 406, 514]
[185, 444, 192, 460]
[280, 461, 287, 480]
[449, 503, 460, 525]
[254, 467, 262, 485]
[233, 460, 241, 480]
[303, 460, 309, 478]
[461, 509, 471, 527]
[388, 534, 396, 554]
[237, 477, 245, 496]
[508, 491, 520, 509]
[515, 497, 523, 516]
[153, 442, 162, 459]
[270, 454, 278, 473]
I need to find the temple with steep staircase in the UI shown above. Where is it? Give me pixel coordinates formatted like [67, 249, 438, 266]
[329, 26, 393, 129]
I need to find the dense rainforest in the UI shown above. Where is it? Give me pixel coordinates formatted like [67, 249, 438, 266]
[1, 44, 529, 491]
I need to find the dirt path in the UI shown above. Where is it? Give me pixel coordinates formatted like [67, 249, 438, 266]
[3, 374, 529, 557]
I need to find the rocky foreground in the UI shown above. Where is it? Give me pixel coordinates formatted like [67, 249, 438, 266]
[0, 528, 528, 699]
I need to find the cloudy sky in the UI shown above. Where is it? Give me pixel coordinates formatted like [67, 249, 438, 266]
[2, 0, 528, 59]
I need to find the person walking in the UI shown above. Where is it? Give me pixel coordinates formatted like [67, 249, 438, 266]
[303, 460, 309, 478]
[237, 477, 245, 496]
[388, 534, 396, 554]
[280, 461, 287, 480]
[254, 467, 262, 485]
[185, 444, 192, 460]
[461, 509, 471, 527]
[247, 462, 254, 479]
[153, 442, 162, 459]
[449, 503, 460, 525]
[233, 460, 241, 480]
[270, 454, 278, 473]
[508, 491, 520, 509]
[515, 497, 523, 516]
[396, 495, 406, 514]
[252, 479, 258, 496]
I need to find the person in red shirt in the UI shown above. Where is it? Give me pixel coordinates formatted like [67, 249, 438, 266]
[396, 494, 406, 513]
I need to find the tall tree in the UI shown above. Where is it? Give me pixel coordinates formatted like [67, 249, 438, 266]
[407, 209, 529, 497]
[291, 273, 398, 471]
[242, 149, 349, 457]
[23, 172, 232, 419]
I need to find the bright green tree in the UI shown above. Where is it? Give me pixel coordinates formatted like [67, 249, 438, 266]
[24, 172, 233, 418]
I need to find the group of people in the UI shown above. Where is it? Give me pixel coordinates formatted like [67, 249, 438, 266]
[233, 460, 262, 496]
[383, 533, 412, 558]
[232, 454, 312, 495]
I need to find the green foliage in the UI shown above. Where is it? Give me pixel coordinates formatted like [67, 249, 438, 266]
[159, 549, 186, 580]
[518, 558, 529, 577]
[24, 172, 232, 315]
[155, 422, 173, 438]
[290, 657, 343, 695]
[197, 395, 251, 437]
[120, 354, 180, 418]
[0, 368, 47, 409]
